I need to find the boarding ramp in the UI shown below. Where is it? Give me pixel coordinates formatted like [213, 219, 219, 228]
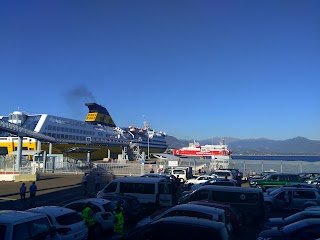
[0, 120, 55, 142]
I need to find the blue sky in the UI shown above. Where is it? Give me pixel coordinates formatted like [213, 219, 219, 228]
[0, 1, 319, 141]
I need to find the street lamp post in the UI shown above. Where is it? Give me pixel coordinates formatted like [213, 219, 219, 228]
[147, 133, 150, 160]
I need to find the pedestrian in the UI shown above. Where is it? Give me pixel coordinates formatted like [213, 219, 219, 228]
[20, 182, 26, 204]
[243, 169, 248, 181]
[82, 202, 95, 240]
[95, 174, 101, 192]
[113, 205, 124, 235]
[82, 173, 88, 196]
[29, 181, 37, 207]
[150, 168, 154, 173]
[45, 226, 63, 240]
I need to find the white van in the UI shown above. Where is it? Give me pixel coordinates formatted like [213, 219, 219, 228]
[166, 167, 193, 182]
[0, 210, 52, 240]
[97, 176, 174, 207]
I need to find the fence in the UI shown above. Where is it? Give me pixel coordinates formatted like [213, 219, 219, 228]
[1, 157, 320, 176]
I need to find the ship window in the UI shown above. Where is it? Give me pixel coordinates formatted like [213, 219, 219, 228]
[76, 136, 79, 140]
[61, 127, 65, 132]
[57, 134, 61, 138]
[73, 129, 76, 133]
[52, 126, 56, 131]
[48, 125, 52, 130]
[52, 133, 56, 138]
[57, 127, 61, 131]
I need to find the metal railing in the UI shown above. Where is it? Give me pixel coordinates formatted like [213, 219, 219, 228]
[2, 158, 320, 176]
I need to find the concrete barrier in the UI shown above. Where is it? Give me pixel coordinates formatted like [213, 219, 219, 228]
[13, 174, 39, 182]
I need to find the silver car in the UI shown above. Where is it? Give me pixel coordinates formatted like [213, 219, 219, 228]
[264, 187, 320, 213]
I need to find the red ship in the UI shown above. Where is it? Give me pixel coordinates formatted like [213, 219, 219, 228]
[173, 140, 231, 157]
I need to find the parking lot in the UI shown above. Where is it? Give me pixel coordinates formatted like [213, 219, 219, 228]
[0, 173, 294, 240]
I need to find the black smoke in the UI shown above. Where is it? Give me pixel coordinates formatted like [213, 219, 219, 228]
[64, 85, 96, 119]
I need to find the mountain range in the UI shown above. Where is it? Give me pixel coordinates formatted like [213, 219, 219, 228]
[166, 136, 320, 155]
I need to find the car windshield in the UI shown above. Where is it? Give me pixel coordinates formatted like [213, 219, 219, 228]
[103, 202, 116, 212]
[13, 217, 51, 240]
[56, 212, 84, 225]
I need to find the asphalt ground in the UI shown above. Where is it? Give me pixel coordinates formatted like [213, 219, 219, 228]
[0, 174, 292, 240]
[0, 173, 114, 210]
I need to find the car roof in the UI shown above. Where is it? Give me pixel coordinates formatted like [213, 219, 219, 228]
[300, 211, 320, 216]
[198, 185, 263, 193]
[213, 170, 232, 173]
[101, 193, 138, 200]
[152, 216, 226, 230]
[27, 206, 76, 217]
[66, 198, 112, 205]
[283, 218, 320, 231]
[170, 203, 225, 214]
[196, 175, 213, 178]
[188, 201, 231, 208]
[112, 176, 166, 183]
[0, 210, 46, 223]
[281, 187, 318, 191]
[269, 173, 299, 176]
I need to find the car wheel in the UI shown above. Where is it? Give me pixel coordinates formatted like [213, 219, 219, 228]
[264, 203, 273, 213]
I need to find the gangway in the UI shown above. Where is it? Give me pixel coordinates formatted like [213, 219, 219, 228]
[0, 120, 55, 142]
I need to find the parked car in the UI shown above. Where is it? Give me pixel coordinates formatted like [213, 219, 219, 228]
[141, 173, 177, 182]
[120, 216, 229, 240]
[304, 206, 320, 211]
[187, 201, 243, 233]
[250, 173, 303, 191]
[27, 206, 88, 240]
[250, 170, 277, 180]
[178, 185, 265, 226]
[97, 193, 147, 223]
[136, 203, 230, 232]
[0, 210, 52, 240]
[218, 168, 243, 185]
[265, 182, 320, 194]
[257, 218, 320, 240]
[263, 187, 320, 213]
[299, 172, 320, 182]
[63, 198, 115, 234]
[262, 210, 320, 229]
[184, 175, 218, 186]
[191, 178, 237, 190]
[211, 170, 235, 180]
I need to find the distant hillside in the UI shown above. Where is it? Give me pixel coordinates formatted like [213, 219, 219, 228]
[166, 136, 320, 155]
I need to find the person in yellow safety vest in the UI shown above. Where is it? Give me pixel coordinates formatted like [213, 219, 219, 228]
[113, 206, 124, 235]
[82, 202, 95, 240]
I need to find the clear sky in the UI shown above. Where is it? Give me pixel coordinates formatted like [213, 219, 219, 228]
[0, 1, 319, 141]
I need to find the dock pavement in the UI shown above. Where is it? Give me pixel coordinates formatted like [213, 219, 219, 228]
[0, 172, 114, 211]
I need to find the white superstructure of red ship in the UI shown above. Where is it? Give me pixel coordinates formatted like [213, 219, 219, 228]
[173, 139, 232, 157]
